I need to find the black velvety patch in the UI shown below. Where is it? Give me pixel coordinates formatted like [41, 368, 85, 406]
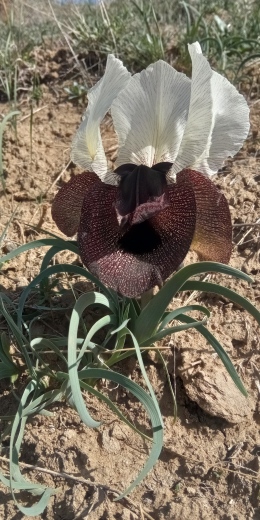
[115, 162, 172, 216]
[118, 220, 162, 254]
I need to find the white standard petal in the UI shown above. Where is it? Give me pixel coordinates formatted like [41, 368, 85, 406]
[111, 60, 191, 170]
[171, 42, 250, 177]
[71, 54, 131, 184]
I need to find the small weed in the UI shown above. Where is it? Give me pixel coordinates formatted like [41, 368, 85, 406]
[0, 0, 258, 102]
[212, 470, 223, 481]
[0, 110, 20, 190]
[0, 2, 59, 102]
[173, 481, 182, 494]
[178, 0, 260, 80]
[64, 0, 166, 72]
[64, 81, 88, 103]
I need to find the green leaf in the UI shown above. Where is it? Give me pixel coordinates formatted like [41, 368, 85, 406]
[30, 337, 68, 364]
[0, 333, 19, 371]
[158, 304, 210, 330]
[0, 365, 19, 380]
[23, 388, 64, 417]
[155, 349, 178, 423]
[67, 294, 163, 498]
[79, 313, 116, 366]
[40, 244, 79, 272]
[180, 281, 260, 325]
[178, 314, 247, 397]
[17, 264, 118, 328]
[0, 380, 58, 516]
[237, 53, 260, 74]
[140, 318, 208, 347]
[0, 238, 78, 265]
[0, 111, 20, 188]
[68, 292, 117, 428]
[126, 329, 163, 420]
[58, 372, 152, 442]
[134, 262, 252, 344]
[76, 368, 163, 499]
[0, 297, 35, 377]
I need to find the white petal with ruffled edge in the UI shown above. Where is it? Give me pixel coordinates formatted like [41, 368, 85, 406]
[111, 60, 191, 170]
[71, 54, 131, 184]
[170, 42, 250, 177]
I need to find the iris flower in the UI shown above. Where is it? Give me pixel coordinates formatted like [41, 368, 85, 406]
[52, 42, 249, 298]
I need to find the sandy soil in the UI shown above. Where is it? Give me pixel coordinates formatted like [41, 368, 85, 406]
[0, 48, 259, 519]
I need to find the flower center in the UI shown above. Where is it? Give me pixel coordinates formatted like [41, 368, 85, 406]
[118, 220, 161, 254]
[114, 162, 173, 255]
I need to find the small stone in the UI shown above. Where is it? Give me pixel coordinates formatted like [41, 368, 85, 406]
[15, 276, 29, 289]
[186, 486, 196, 495]
[178, 348, 252, 424]
[3, 240, 18, 253]
[101, 427, 121, 453]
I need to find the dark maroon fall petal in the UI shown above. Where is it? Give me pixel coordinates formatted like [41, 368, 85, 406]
[78, 170, 196, 298]
[52, 171, 101, 236]
[184, 169, 232, 263]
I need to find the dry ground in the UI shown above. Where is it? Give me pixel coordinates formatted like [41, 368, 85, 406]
[0, 48, 259, 519]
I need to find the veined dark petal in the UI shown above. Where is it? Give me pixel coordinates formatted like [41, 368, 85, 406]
[184, 169, 232, 263]
[51, 171, 101, 236]
[78, 170, 196, 298]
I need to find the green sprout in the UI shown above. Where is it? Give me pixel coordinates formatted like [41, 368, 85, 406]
[64, 81, 88, 103]
[0, 110, 20, 190]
